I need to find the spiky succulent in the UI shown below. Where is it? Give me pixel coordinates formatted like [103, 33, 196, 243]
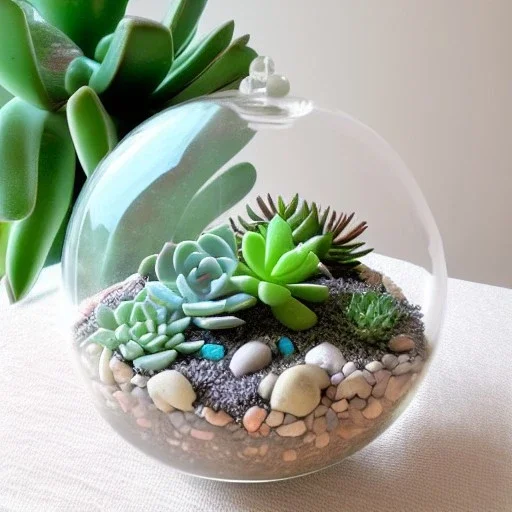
[0, 0, 257, 301]
[233, 215, 329, 331]
[345, 291, 401, 343]
[86, 287, 205, 372]
[144, 224, 257, 330]
[231, 194, 373, 270]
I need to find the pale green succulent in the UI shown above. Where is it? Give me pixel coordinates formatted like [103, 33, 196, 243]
[142, 224, 257, 329]
[86, 288, 205, 372]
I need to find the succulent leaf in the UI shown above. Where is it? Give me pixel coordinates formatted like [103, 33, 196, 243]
[285, 283, 329, 303]
[0, 0, 82, 109]
[89, 17, 173, 101]
[28, 0, 129, 58]
[64, 57, 101, 96]
[264, 215, 294, 273]
[67, 86, 118, 177]
[258, 281, 291, 307]
[271, 297, 318, 331]
[241, 232, 267, 280]
[192, 316, 245, 330]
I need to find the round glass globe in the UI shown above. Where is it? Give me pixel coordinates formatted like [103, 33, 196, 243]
[63, 92, 447, 482]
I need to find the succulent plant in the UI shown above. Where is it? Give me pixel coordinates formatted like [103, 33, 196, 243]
[345, 291, 401, 343]
[232, 215, 329, 331]
[231, 194, 373, 270]
[142, 224, 257, 330]
[86, 288, 206, 372]
[0, 0, 257, 301]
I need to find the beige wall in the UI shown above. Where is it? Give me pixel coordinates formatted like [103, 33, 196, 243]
[129, 0, 512, 287]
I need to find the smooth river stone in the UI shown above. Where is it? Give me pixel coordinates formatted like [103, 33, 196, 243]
[202, 407, 233, 427]
[270, 365, 330, 417]
[258, 372, 278, 400]
[98, 348, 115, 385]
[147, 370, 196, 412]
[276, 421, 307, 437]
[229, 341, 272, 377]
[304, 342, 346, 375]
[335, 370, 372, 400]
[243, 406, 267, 432]
[109, 358, 133, 384]
[388, 335, 415, 353]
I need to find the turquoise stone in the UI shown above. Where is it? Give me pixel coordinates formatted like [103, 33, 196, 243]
[277, 336, 295, 356]
[200, 344, 225, 361]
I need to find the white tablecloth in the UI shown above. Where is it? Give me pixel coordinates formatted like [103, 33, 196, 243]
[1, 266, 511, 512]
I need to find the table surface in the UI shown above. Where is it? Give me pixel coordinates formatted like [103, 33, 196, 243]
[1, 265, 511, 512]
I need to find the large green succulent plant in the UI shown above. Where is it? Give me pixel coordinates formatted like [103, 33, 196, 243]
[346, 291, 401, 343]
[231, 194, 373, 270]
[0, 0, 257, 302]
[232, 215, 329, 331]
[143, 224, 257, 330]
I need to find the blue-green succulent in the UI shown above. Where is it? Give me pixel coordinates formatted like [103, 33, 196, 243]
[86, 287, 206, 371]
[145, 224, 257, 329]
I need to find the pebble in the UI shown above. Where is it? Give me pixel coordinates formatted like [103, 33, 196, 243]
[362, 397, 383, 419]
[325, 409, 339, 431]
[259, 444, 269, 456]
[385, 375, 412, 402]
[337, 425, 365, 440]
[109, 358, 133, 384]
[349, 408, 368, 427]
[257, 373, 278, 400]
[304, 342, 346, 375]
[130, 374, 149, 388]
[243, 446, 259, 457]
[349, 397, 367, 410]
[330, 372, 345, 386]
[382, 276, 406, 301]
[136, 418, 152, 429]
[362, 370, 376, 385]
[342, 361, 357, 377]
[112, 391, 135, 413]
[190, 429, 215, 441]
[147, 370, 196, 412]
[259, 423, 270, 437]
[303, 432, 316, 444]
[331, 399, 348, 413]
[283, 413, 297, 425]
[388, 334, 415, 352]
[314, 405, 328, 417]
[392, 362, 413, 375]
[276, 420, 307, 437]
[304, 412, 315, 430]
[315, 432, 330, 449]
[372, 370, 392, 398]
[282, 449, 297, 462]
[265, 410, 284, 427]
[203, 407, 233, 427]
[410, 357, 424, 373]
[230, 341, 272, 377]
[398, 354, 410, 363]
[321, 396, 332, 407]
[169, 411, 186, 429]
[85, 343, 102, 356]
[277, 336, 295, 356]
[98, 349, 115, 385]
[325, 386, 337, 401]
[365, 361, 383, 372]
[243, 406, 267, 432]
[338, 411, 350, 419]
[313, 417, 327, 434]
[382, 354, 399, 370]
[336, 370, 372, 400]
[270, 364, 330, 417]
[200, 344, 225, 361]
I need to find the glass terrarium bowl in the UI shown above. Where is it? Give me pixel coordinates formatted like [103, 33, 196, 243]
[62, 90, 447, 482]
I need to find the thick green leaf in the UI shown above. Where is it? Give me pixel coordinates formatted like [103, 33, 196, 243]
[153, 20, 234, 104]
[258, 281, 291, 307]
[230, 274, 259, 296]
[163, 0, 207, 55]
[0, 0, 82, 109]
[90, 17, 173, 101]
[286, 283, 329, 303]
[0, 99, 47, 221]
[67, 86, 118, 177]
[166, 35, 257, 106]
[172, 162, 256, 242]
[0, 86, 11, 108]
[264, 215, 294, 273]
[28, 0, 129, 58]
[64, 56, 101, 96]
[94, 33, 115, 63]
[271, 297, 318, 331]
[5, 113, 75, 301]
[272, 252, 320, 284]
[242, 232, 267, 280]
[0, 222, 10, 278]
